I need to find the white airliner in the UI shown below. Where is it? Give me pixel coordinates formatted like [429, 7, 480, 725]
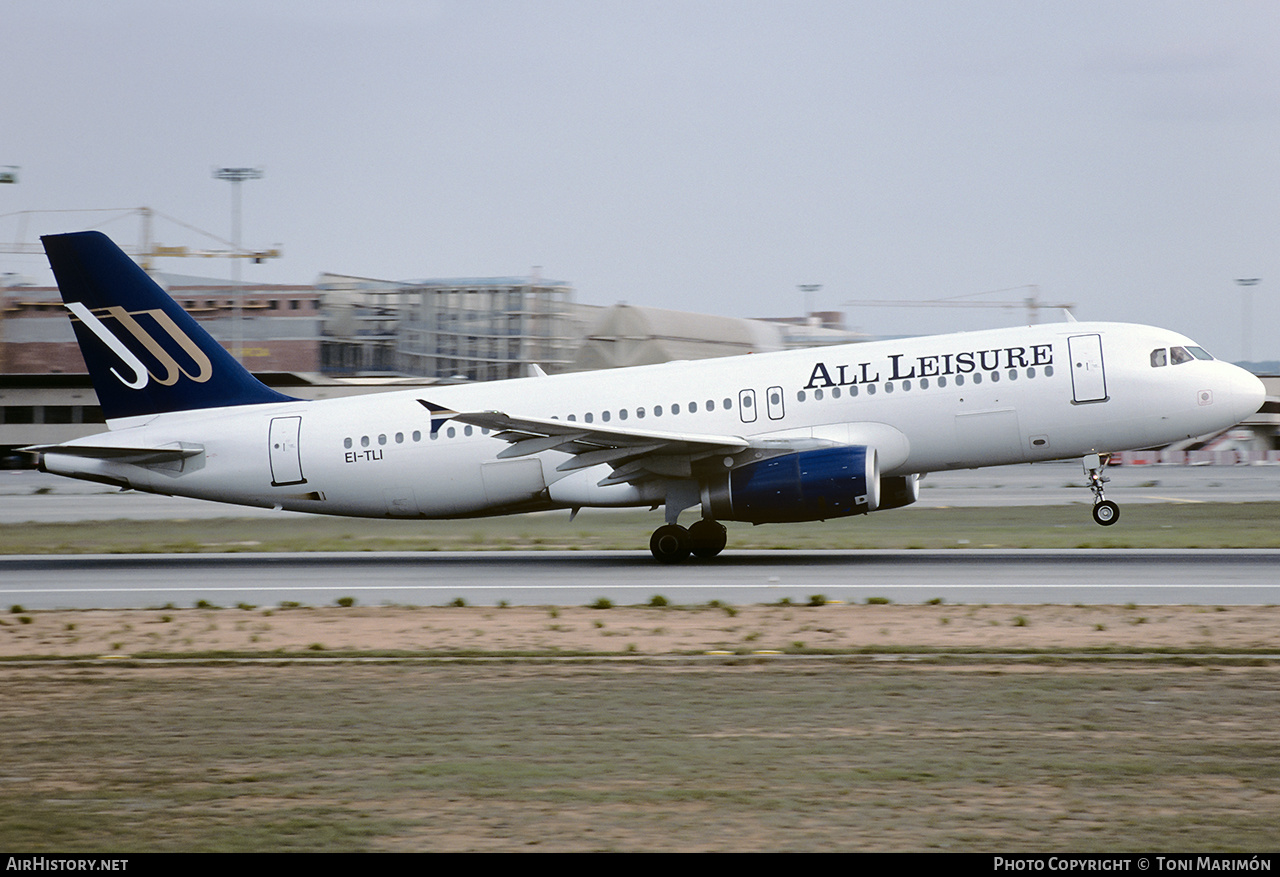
[26, 231, 1266, 562]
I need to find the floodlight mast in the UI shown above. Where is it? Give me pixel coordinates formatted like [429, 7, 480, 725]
[1236, 278, 1261, 363]
[798, 284, 822, 319]
[213, 167, 264, 366]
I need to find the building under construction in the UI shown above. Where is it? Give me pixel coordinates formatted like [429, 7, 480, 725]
[317, 274, 577, 381]
[1, 207, 851, 382]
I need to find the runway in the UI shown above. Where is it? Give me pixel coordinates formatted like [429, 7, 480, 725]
[5, 464, 1279, 609]
[4, 549, 1278, 609]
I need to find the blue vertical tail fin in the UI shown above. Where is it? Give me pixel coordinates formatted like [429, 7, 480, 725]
[42, 231, 296, 421]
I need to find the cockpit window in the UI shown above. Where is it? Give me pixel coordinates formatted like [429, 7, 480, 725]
[1153, 345, 1213, 367]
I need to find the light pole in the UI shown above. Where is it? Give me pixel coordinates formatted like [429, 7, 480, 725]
[1, 167, 15, 373]
[798, 284, 822, 320]
[213, 167, 263, 365]
[1236, 278, 1260, 363]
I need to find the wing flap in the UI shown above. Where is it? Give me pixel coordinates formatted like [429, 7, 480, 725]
[495, 432, 589, 459]
[420, 400, 748, 486]
[554, 443, 666, 472]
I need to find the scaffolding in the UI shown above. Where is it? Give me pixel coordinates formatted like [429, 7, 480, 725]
[394, 278, 576, 381]
[317, 274, 576, 380]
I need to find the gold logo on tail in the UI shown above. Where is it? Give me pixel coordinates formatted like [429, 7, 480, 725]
[67, 303, 214, 389]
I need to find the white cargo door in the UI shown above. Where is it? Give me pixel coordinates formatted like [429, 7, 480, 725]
[953, 409, 1025, 467]
[1068, 334, 1108, 403]
[268, 416, 306, 486]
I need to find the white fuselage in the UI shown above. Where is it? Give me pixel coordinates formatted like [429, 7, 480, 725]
[42, 321, 1266, 521]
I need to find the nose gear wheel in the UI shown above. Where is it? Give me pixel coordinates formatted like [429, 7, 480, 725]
[1084, 453, 1120, 527]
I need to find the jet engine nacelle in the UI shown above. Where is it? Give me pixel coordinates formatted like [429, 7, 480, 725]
[878, 473, 920, 511]
[703, 446, 879, 524]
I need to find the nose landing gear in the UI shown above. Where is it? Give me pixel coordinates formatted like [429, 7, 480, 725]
[1092, 499, 1119, 526]
[1084, 453, 1119, 526]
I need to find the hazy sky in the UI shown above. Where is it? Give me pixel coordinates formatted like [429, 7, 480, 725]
[5, 0, 1279, 359]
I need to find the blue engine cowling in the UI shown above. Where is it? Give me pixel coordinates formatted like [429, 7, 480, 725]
[703, 446, 880, 524]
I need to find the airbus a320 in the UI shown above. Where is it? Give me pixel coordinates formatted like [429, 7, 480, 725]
[26, 232, 1266, 562]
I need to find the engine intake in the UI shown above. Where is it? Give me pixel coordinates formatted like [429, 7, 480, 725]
[703, 446, 879, 524]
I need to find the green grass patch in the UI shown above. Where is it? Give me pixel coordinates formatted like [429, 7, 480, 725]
[2, 502, 1280, 554]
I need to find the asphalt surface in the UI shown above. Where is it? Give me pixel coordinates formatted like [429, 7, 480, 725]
[3, 548, 1278, 608]
[4, 462, 1278, 608]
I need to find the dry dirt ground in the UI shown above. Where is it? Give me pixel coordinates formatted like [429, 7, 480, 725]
[4, 605, 1280, 851]
[2, 602, 1278, 657]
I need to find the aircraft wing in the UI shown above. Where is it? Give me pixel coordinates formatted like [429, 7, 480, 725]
[419, 400, 750, 486]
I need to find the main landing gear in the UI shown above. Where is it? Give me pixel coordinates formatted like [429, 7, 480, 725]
[1083, 452, 1119, 526]
[650, 519, 728, 563]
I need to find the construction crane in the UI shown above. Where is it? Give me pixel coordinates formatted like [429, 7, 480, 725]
[845, 285, 1075, 325]
[0, 206, 281, 273]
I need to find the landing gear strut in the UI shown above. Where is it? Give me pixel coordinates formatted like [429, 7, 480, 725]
[649, 519, 727, 563]
[1084, 453, 1119, 526]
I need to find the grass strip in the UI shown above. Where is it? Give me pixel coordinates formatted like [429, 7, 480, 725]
[4, 502, 1280, 553]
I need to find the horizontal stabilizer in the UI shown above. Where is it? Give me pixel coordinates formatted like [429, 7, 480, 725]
[22, 441, 204, 463]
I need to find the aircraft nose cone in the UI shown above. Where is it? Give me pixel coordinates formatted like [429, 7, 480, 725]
[1228, 366, 1266, 423]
